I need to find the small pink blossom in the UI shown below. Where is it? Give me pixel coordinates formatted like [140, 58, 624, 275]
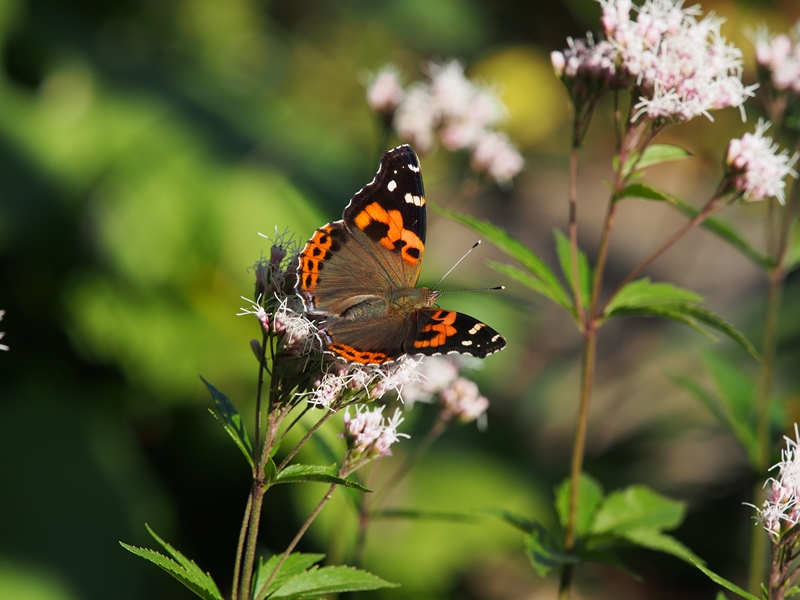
[401, 355, 461, 406]
[393, 83, 439, 154]
[753, 23, 800, 93]
[750, 424, 800, 539]
[366, 66, 405, 114]
[471, 131, 524, 184]
[344, 405, 409, 461]
[726, 120, 798, 204]
[439, 377, 489, 424]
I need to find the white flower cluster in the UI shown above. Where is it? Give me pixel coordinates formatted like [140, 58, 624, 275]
[343, 405, 409, 460]
[306, 356, 422, 408]
[402, 355, 490, 426]
[726, 120, 798, 204]
[366, 61, 524, 184]
[751, 424, 800, 539]
[754, 22, 800, 93]
[557, 0, 754, 122]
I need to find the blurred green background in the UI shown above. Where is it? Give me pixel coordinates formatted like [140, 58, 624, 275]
[2, 0, 800, 598]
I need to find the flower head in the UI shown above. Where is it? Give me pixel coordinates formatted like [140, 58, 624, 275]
[600, 0, 755, 122]
[368, 59, 523, 183]
[470, 131, 525, 184]
[753, 23, 800, 93]
[750, 424, 800, 539]
[439, 377, 489, 426]
[725, 120, 799, 204]
[366, 65, 405, 114]
[343, 405, 409, 464]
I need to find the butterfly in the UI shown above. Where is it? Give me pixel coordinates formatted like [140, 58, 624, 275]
[296, 144, 506, 365]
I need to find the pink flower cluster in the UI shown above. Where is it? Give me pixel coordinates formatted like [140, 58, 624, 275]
[726, 120, 798, 204]
[366, 61, 523, 184]
[600, 0, 755, 122]
[554, 0, 755, 123]
[343, 405, 408, 461]
[551, 33, 619, 90]
[754, 23, 800, 93]
[402, 356, 490, 426]
[751, 425, 800, 539]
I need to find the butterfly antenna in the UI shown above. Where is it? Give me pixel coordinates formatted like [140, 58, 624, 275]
[433, 241, 482, 289]
[438, 285, 505, 294]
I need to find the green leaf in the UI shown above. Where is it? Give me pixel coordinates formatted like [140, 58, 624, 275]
[591, 486, 685, 535]
[619, 528, 702, 563]
[617, 183, 669, 202]
[606, 303, 760, 359]
[787, 222, 800, 271]
[433, 205, 573, 313]
[555, 473, 604, 538]
[687, 557, 760, 600]
[487, 261, 572, 313]
[268, 565, 398, 598]
[670, 373, 758, 466]
[524, 527, 577, 577]
[704, 353, 756, 423]
[716, 592, 729, 600]
[662, 196, 769, 269]
[604, 278, 703, 316]
[635, 144, 692, 170]
[553, 229, 592, 310]
[253, 553, 325, 600]
[202, 376, 254, 469]
[274, 464, 370, 491]
[478, 507, 541, 533]
[785, 585, 800, 598]
[120, 525, 223, 600]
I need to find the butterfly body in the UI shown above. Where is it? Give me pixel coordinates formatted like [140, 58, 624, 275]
[296, 145, 505, 365]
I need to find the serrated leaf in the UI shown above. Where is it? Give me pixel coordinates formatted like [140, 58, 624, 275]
[120, 526, 223, 600]
[253, 553, 325, 600]
[434, 206, 573, 312]
[617, 183, 669, 201]
[606, 304, 759, 359]
[478, 507, 540, 533]
[269, 565, 397, 598]
[524, 527, 577, 577]
[555, 473, 604, 538]
[554, 229, 592, 310]
[591, 486, 685, 535]
[663, 196, 769, 269]
[604, 278, 703, 316]
[636, 143, 692, 170]
[202, 376, 254, 468]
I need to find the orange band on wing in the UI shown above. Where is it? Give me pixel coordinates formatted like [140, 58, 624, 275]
[329, 342, 392, 364]
[414, 310, 457, 349]
[353, 201, 424, 266]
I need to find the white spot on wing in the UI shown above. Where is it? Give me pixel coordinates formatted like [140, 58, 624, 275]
[404, 193, 424, 206]
[461, 340, 473, 346]
[408, 163, 420, 173]
[387, 180, 397, 192]
[469, 323, 485, 334]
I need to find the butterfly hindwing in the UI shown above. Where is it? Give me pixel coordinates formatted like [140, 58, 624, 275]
[412, 308, 506, 358]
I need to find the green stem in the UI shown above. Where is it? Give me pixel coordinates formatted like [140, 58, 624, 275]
[558, 322, 598, 600]
[568, 147, 585, 330]
[256, 482, 340, 598]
